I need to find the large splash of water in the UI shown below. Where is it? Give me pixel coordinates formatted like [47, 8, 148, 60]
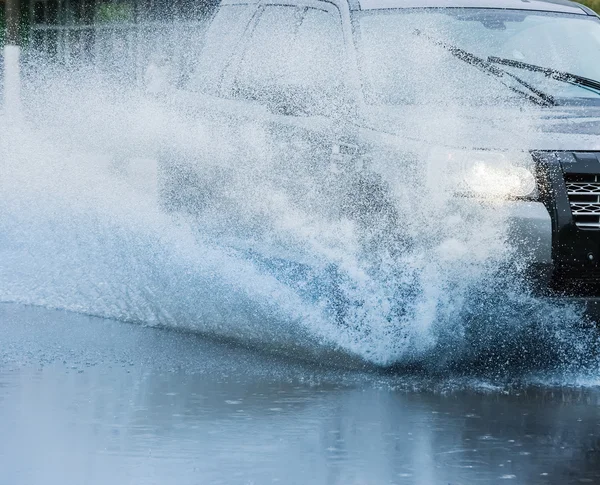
[0, 49, 598, 374]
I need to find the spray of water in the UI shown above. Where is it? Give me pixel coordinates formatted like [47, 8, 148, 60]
[0, 29, 598, 375]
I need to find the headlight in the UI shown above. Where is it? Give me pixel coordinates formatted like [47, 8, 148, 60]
[429, 149, 537, 199]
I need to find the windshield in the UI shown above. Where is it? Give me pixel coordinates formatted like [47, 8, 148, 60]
[354, 9, 600, 107]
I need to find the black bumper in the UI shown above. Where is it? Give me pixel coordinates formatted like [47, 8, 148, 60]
[534, 151, 600, 297]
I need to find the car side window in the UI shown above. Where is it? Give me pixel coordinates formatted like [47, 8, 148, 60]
[231, 5, 347, 115]
[292, 8, 346, 88]
[188, 5, 256, 95]
[235, 6, 300, 91]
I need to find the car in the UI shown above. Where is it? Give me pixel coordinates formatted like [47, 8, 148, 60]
[152, 0, 600, 317]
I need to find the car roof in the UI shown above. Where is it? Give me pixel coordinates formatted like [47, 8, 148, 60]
[355, 0, 590, 13]
[220, 0, 596, 15]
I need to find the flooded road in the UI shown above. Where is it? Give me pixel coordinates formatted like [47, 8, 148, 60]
[2, 6, 600, 483]
[2, 302, 600, 485]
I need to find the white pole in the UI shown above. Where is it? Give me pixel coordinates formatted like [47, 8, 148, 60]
[3, 44, 22, 116]
[3, 0, 22, 117]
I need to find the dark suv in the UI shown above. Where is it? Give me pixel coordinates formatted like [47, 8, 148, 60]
[155, 0, 600, 311]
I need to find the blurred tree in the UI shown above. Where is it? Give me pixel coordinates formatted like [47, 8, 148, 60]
[0, 5, 5, 47]
[95, 1, 134, 23]
[581, 0, 599, 12]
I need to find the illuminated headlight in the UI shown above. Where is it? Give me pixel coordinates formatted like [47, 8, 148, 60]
[430, 149, 537, 199]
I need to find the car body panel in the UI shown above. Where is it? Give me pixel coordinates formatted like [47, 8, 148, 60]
[359, 106, 600, 152]
[357, 0, 588, 13]
[221, 0, 595, 14]
[158, 0, 600, 312]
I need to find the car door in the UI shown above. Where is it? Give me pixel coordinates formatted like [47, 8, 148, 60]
[219, 2, 358, 216]
[160, 1, 359, 219]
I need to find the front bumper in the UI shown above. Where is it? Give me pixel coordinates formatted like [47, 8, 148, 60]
[535, 151, 600, 298]
[485, 151, 600, 321]
[482, 152, 600, 317]
[507, 200, 553, 267]
[505, 197, 600, 320]
[546, 297, 600, 324]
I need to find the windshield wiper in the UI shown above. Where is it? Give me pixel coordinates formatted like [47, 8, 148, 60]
[413, 30, 556, 107]
[488, 57, 600, 96]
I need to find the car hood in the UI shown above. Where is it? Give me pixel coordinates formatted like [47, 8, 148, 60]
[360, 105, 600, 152]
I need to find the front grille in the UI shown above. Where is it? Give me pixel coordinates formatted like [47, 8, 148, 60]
[564, 173, 600, 230]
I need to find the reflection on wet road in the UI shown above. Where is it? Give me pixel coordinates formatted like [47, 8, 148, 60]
[1, 302, 600, 485]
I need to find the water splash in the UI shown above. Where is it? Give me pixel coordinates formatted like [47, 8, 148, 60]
[0, 57, 597, 373]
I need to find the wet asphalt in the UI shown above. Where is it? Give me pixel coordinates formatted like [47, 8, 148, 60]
[1, 302, 600, 485]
